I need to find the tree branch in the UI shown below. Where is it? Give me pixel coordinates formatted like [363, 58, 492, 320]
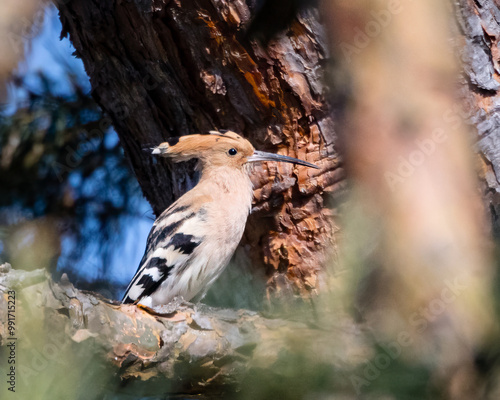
[0, 265, 363, 397]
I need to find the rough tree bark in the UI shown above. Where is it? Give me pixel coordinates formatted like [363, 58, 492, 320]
[458, 0, 500, 237]
[56, 0, 343, 299]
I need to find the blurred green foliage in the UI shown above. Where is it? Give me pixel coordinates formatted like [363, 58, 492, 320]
[0, 73, 144, 294]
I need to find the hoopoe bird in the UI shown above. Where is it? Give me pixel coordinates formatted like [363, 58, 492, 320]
[122, 130, 318, 307]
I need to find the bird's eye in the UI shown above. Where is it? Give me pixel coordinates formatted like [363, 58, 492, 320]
[228, 148, 238, 156]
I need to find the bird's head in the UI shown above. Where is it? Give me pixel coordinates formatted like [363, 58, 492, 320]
[151, 130, 319, 170]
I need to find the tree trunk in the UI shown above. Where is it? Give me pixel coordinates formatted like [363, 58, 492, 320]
[458, 0, 500, 236]
[56, 0, 342, 300]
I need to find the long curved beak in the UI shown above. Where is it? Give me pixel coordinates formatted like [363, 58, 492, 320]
[247, 150, 319, 169]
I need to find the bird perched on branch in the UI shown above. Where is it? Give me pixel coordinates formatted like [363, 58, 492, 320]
[122, 130, 318, 307]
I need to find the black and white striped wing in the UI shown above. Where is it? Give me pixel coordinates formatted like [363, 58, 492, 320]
[122, 205, 202, 304]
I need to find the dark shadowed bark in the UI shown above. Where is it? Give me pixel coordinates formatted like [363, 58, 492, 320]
[458, 0, 500, 237]
[55, 0, 343, 299]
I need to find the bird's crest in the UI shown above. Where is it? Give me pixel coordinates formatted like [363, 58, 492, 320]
[151, 131, 254, 162]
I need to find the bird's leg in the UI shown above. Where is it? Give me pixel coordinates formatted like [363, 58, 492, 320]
[136, 303, 157, 314]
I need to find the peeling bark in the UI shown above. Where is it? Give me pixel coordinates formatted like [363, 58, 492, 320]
[55, 0, 343, 299]
[0, 266, 363, 397]
[458, 0, 500, 236]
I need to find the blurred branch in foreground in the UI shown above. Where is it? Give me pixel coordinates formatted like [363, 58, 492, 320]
[322, 0, 498, 397]
[0, 0, 44, 99]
